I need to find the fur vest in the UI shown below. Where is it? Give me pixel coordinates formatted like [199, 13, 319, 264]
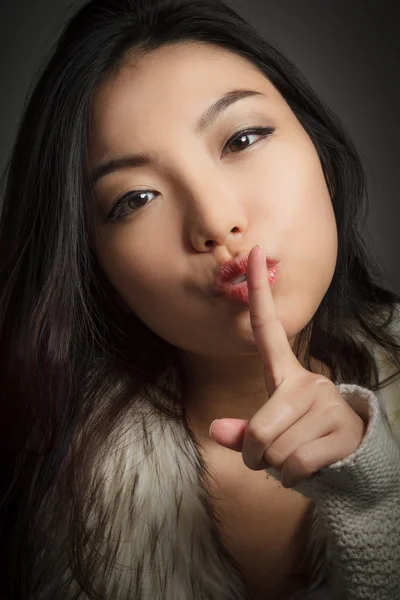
[32, 317, 400, 600]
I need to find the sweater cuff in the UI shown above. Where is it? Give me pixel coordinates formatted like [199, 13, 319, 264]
[265, 383, 400, 504]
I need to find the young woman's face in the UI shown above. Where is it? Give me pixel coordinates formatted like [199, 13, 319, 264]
[88, 42, 338, 358]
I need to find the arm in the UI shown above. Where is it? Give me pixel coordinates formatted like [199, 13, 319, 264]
[266, 383, 400, 600]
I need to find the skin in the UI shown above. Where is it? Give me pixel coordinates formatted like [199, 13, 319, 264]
[87, 41, 368, 597]
[88, 41, 340, 443]
[205, 245, 366, 599]
[209, 245, 366, 487]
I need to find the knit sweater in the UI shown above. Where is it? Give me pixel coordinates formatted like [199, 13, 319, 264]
[273, 381, 400, 599]
[26, 311, 400, 600]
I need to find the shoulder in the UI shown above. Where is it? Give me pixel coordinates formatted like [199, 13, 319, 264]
[367, 302, 400, 445]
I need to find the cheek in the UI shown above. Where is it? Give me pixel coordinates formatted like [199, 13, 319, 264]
[297, 167, 338, 271]
[96, 229, 184, 319]
[265, 136, 337, 257]
[256, 137, 338, 325]
[94, 233, 215, 351]
[96, 233, 153, 293]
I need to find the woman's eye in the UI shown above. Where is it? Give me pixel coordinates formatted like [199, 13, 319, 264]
[223, 126, 275, 155]
[107, 190, 157, 223]
[106, 126, 275, 223]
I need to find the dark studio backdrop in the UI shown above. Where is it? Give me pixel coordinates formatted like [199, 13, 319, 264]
[0, 0, 399, 294]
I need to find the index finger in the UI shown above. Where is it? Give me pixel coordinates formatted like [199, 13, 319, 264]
[247, 244, 300, 396]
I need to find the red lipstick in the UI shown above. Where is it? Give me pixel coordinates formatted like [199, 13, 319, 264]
[214, 253, 279, 305]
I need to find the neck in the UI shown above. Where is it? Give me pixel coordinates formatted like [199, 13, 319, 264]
[179, 341, 333, 443]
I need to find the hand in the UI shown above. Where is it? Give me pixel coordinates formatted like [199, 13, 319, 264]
[209, 245, 367, 488]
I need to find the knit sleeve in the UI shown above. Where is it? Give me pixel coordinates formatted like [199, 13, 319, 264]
[265, 383, 400, 600]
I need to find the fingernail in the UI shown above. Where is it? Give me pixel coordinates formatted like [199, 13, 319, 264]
[256, 244, 265, 257]
[209, 419, 220, 437]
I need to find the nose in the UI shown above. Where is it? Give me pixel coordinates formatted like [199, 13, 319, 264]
[184, 172, 248, 252]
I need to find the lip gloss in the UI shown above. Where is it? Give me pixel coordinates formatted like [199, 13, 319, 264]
[221, 264, 279, 305]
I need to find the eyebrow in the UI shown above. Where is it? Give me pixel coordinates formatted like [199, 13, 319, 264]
[90, 88, 265, 184]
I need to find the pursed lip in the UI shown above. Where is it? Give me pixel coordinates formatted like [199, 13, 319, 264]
[213, 252, 279, 296]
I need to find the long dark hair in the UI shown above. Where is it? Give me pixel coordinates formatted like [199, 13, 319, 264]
[1, 0, 399, 597]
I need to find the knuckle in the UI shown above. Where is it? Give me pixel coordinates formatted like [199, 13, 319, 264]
[242, 454, 258, 471]
[320, 401, 345, 429]
[250, 313, 265, 330]
[289, 448, 318, 477]
[265, 445, 286, 468]
[326, 402, 344, 419]
[313, 376, 332, 389]
[311, 377, 337, 405]
[246, 421, 271, 446]
[285, 400, 305, 421]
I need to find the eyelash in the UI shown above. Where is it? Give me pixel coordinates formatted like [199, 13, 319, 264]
[106, 126, 275, 223]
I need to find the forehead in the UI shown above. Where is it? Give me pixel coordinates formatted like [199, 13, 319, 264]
[89, 42, 282, 159]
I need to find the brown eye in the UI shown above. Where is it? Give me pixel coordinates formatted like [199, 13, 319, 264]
[107, 190, 158, 223]
[224, 126, 275, 154]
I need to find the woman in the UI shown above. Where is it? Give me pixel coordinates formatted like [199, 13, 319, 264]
[0, 0, 399, 598]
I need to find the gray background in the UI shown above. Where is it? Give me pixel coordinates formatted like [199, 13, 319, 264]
[1, 0, 399, 294]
